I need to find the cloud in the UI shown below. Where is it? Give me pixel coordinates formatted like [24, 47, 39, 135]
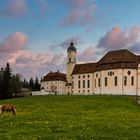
[0, 0, 27, 17]
[0, 32, 28, 53]
[50, 35, 83, 51]
[0, 31, 66, 79]
[35, 0, 47, 15]
[60, 0, 96, 29]
[0, 0, 47, 17]
[97, 26, 140, 51]
[77, 46, 97, 62]
[0, 48, 66, 79]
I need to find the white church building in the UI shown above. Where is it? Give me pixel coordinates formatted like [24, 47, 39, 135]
[41, 42, 140, 96]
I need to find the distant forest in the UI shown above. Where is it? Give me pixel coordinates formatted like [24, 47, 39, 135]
[0, 62, 40, 100]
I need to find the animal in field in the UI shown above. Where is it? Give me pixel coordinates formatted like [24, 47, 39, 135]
[0, 104, 16, 115]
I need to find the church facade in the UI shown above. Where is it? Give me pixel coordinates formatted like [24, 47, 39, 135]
[41, 42, 140, 96]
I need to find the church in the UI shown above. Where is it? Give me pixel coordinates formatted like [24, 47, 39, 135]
[41, 42, 140, 96]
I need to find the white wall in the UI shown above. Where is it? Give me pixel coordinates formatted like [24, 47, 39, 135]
[72, 73, 94, 95]
[41, 80, 66, 95]
[93, 69, 137, 95]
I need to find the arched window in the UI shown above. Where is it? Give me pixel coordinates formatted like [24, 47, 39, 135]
[98, 78, 100, 87]
[124, 76, 127, 86]
[87, 80, 90, 88]
[83, 80, 85, 88]
[131, 76, 134, 86]
[78, 80, 80, 88]
[114, 76, 117, 86]
[105, 77, 107, 86]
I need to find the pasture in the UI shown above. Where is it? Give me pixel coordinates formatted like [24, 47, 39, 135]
[0, 95, 140, 140]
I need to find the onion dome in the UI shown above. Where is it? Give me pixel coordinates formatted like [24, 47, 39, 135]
[67, 42, 77, 52]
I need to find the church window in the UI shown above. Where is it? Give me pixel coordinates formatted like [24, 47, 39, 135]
[114, 76, 117, 86]
[110, 72, 112, 76]
[131, 76, 134, 86]
[78, 80, 80, 88]
[83, 80, 85, 88]
[98, 78, 100, 87]
[124, 76, 127, 86]
[72, 81, 74, 89]
[87, 80, 90, 88]
[105, 77, 107, 86]
[96, 73, 98, 78]
[127, 71, 131, 75]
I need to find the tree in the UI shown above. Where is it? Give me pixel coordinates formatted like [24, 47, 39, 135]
[3, 62, 12, 99]
[0, 69, 4, 99]
[29, 77, 34, 90]
[21, 79, 29, 88]
[9, 74, 21, 97]
[0, 63, 22, 99]
[51, 85, 57, 95]
[34, 77, 40, 91]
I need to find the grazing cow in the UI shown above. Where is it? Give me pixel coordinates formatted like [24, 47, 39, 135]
[0, 104, 16, 115]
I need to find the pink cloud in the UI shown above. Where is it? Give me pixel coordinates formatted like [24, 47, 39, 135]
[50, 35, 83, 51]
[0, 0, 27, 17]
[97, 26, 140, 50]
[0, 0, 48, 17]
[0, 48, 66, 79]
[61, 0, 96, 28]
[0, 32, 28, 53]
[36, 0, 47, 15]
[78, 47, 96, 62]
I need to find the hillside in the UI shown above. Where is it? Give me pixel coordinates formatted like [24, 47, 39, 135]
[0, 95, 140, 140]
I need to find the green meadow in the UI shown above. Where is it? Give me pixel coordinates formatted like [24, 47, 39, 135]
[0, 95, 140, 140]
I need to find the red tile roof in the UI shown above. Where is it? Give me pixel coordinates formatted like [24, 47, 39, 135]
[96, 49, 139, 71]
[42, 71, 66, 82]
[72, 63, 96, 75]
[72, 49, 140, 74]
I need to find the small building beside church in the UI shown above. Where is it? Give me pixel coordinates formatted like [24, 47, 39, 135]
[41, 42, 140, 96]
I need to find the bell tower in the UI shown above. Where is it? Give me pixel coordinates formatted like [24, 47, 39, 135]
[66, 42, 76, 83]
[66, 42, 77, 95]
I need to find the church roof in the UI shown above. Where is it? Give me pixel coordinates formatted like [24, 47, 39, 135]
[95, 49, 139, 71]
[72, 63, 96, 75]
[72, 49, 140, 75]
[42, 71, 66, 82]
[67, 42, 76, 52]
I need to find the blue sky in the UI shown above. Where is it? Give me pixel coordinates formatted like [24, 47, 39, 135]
[0, 0, 140, 79]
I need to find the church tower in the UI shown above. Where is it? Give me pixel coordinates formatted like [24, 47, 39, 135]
[66, 42, 77, 95]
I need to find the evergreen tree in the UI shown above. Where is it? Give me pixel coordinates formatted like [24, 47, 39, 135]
[3, 62, 12, 98]
[29, 77, 34, 90]
[9, 74, 21, 97]
[22, 79, 29, 88]
[0, 69, 4, 99]
[34, 77, 40, 91]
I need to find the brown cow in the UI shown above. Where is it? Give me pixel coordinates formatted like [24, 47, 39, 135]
[0, 104, 16, 115]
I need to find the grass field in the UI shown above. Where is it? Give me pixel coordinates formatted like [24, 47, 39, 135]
[0, 95, 140, 140]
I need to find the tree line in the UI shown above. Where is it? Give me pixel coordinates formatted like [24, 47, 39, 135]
[0, 63, 40, 100]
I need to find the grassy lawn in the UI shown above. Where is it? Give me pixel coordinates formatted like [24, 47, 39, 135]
[0, 95, 140, 140]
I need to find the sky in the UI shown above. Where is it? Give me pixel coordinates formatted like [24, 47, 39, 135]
[1, 0, 140, 79]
